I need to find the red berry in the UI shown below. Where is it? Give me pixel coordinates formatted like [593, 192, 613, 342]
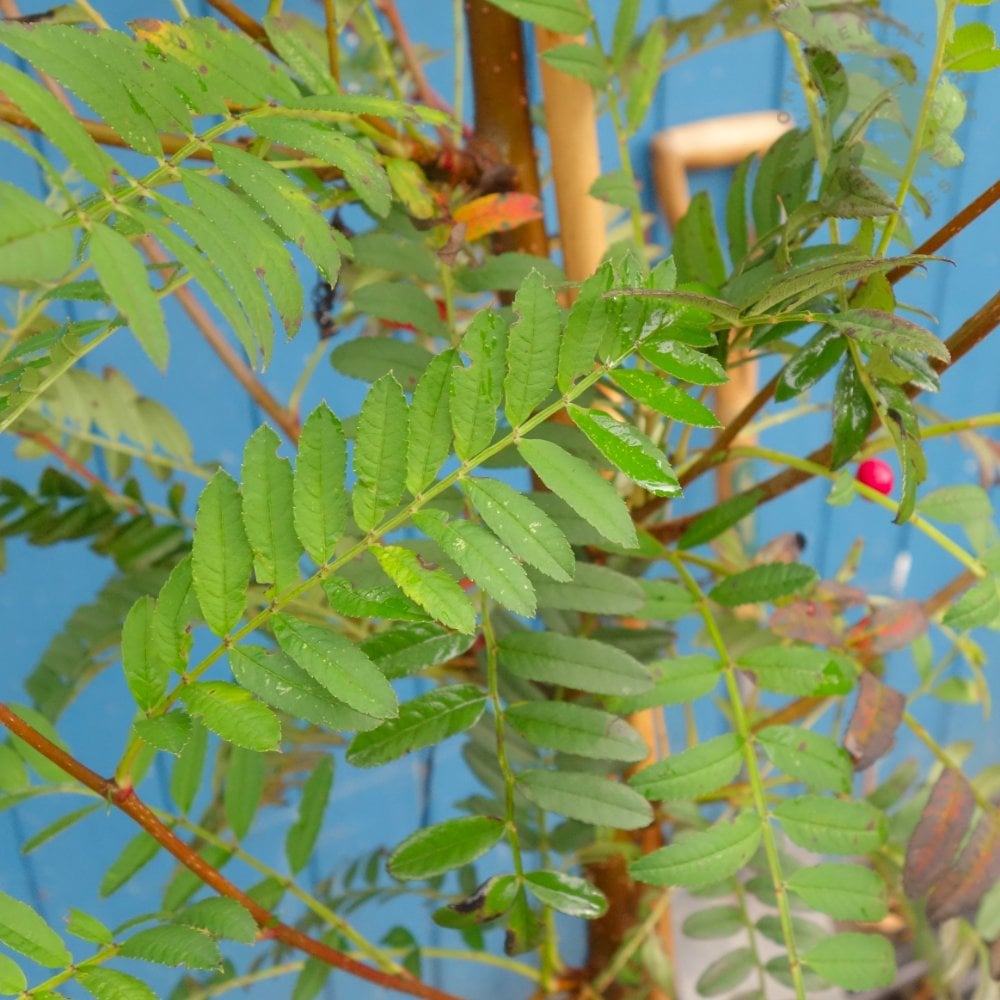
[856, 458, 894, 495]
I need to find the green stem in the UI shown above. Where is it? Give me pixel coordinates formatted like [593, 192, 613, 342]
[733, 877, 770, 996]
[724, 443, 987, 579]
[188, 962, 302, 999]
[668, 552, 806, 1000]
[479, 595, 525, 879]
[115, 356, 617, 778]
[877, 0, 959, 255]
[862, 412, 1000, 456]
[24, 944, 119, 995]
[452, 0, 465, 130]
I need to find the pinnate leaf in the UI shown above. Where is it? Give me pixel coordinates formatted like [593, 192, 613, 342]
[286, 756, 334, 874]
[506, 701, 647, 762]
[180, 681, 281, 752]
[389, 816, 505, 881]
[710, 563, 818, 607]
[119, 924, 221, 970]
[504, 270, 561, 426]
[524, 871, 607, 919]
[518, 769, 653, 830]
[774, 795, 886, 854]
[294, 403, 348, 564]
[0, 890, 71, 967]
[803, 933, 895, 990]
[758, 726, 853, 793]
[121, 595, 168, 711]
[629, 733, 743, 802]
[787, 863, 888, 921]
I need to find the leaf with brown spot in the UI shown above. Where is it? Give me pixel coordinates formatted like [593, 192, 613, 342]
[844, 674, 905, 771]
[926, 811, 1000, 925]
[847, 600, 928, 656]
[902, 769, 975, 899]
[770, 600, 841, 646]
[453, 194, 544, 242]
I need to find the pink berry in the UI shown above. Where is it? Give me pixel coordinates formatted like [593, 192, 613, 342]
[856, 458, 894, 495]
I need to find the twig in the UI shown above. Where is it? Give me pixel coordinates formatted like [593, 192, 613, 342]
[374, 0, 452, 117]
[139, 237, 301, 445]
[0, 703, 461, 1000]
[322, 0, 339, 83]
[204, 0, 275, 52]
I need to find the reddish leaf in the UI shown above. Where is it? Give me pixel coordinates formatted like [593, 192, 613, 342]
[814, 580, 867, 611]
[453, 194, 544, 242]
[843, 673, 905, 771]
[847, 600, 928, 656]
[902, 769, 975, 899]
[927, 811, 1000, 924]
[770, 600, 841, 646]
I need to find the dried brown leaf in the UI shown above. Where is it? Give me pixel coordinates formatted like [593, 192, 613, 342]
[927, 811, 1000, 925]
[903, 769, 975, 900]
[770, 600, 841, 646]
[844, 673, 906, 771]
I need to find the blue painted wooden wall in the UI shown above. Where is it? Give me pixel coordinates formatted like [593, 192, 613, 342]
[1, 1, 998, 996]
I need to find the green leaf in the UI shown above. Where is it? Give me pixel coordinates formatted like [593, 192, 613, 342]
[153, 556, 196, 674]
[133, 712, 192, 756]
[100, 831, 160, 897]
[119, 924, 222, 970]
[350, 282, 448, 339]
[831, 358, 874, 468]
[293, 403, 348, 564]
[348, 685, 486, 768]
[504, 271, 562, 426]
[518, 769, 653, 830]
[625, 27, 667, 132]
[682, 905, 745, 939]
[709, 563, 818, 607]
[774, 328, 846, 401]
[803, 933, 895, 990]
[612, 369, 720, 428]
[826, 308, 950, 362]
[611, 654, 721, 711]
[725, 154, 753, 265]
[79, 967, 158, 1000]
[181, 167, 301, 346]
[230, 645, 379, 732]
[541, 42, 608, 88]
[483, 0, 591, 33]
[524, 871, 608, 918]
[211, 144, 340, 282]
[406, 350, 456, 494]
[241, 425, 302, 593]
[286, 756, 334, 874]
[590, 169, 641, 210]
[20, 803, 100, 856]
[558, 261, 615, 391]
[462, 478, 574, 582]
[89, 223, 168, 369]
[518, 438, 637, 548]
[567, 405, 681, 497]
[351, 231, 439, 282]
[696, 948, 754, 997]
[180, 681, 281, 752]
[774, 795, 886, 853]
[506, 702, 648, 762]
[0, 954, 25, 996]
[680, 490, 765, 549]
[191, 471, 253, 636]
[170, 720, 208, 814]
[942, 576, 1000, 630]
[629, 734, 743, 801]
[121, 595, 168, 711]
[0, 63, 112, 188]
[787, 863, 887, 921]
[498, 631, 651, 695]
[630, 813, 762, 887]
[224, 746, 265, 841]
[0, 890, 71, 967]
[945, 21, 1000, 72]
[352, 375, 409, 532]
[273, 615, 398, 719]
[388, 816, 505, 881]
[413, 509, 536, 617]
[639, 338, 728, 385]
[0, 181, 75, 286]
[361, 624, 474, 680]
[451, 310, 508, 460]
[918, 484, 993, 524]
[65, 909, 113, 948]
[176, 898, 258, 944]
[738, 646, 856, 696]
[758, 726, 853, 793]
[373, 545, 477, 634]
[531, 562, 644, 615]
[248, 116, 391, 217]
[673, 191, 726, 288]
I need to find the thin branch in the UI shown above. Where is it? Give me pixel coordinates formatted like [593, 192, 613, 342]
[374, 0, 452, 117]
[0, 703, 460, 1000]
[322, 0, 339, 84]
[648, 289, 1000, 543]
[139, 237, 301, 445]
[204, 0, 275, 52]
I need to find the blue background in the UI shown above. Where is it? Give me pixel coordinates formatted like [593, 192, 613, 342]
[1, 1, 998, 996]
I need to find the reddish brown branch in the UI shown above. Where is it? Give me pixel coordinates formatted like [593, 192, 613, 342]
[649, 289, 1000, 543]
[0, 703, 459, 1000]
[140, 238, 301, 445]
[204, 0, 274, 52]
[375, 0, 452, 118]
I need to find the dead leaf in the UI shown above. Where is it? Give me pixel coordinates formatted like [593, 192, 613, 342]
[847, 599, 928, 656]
[844, 673, 906, 771]
[453, 193, 543, 242]
[903, 769, 975, 899]
[770, 600, 841, 646]
[927, 811, 1000, 925]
